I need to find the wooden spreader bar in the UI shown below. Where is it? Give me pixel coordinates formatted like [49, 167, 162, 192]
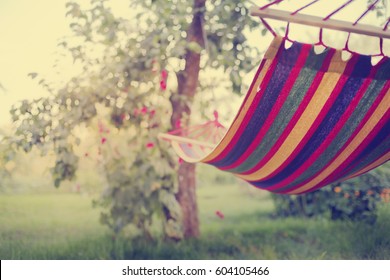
[250, 7, 390, 39]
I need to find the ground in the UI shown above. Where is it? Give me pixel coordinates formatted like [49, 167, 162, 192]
[1, 176, 390, 259]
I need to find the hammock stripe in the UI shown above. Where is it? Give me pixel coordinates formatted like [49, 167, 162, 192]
[252, 62, 389, 192]
[262, 83, 388, 193]
[164, 36, 390, 194]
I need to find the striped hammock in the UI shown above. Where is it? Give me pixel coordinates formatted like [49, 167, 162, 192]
[161, 36, 390, 194]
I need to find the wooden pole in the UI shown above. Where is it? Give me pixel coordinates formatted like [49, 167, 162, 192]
[250, 7, 390, 39]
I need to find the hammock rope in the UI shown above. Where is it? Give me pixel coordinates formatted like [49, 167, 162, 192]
[260, 0, 284, 10]
[291, 0, 320, 16]
[323, 0, 354, 21]
[352, 0, 380, 26]
[159, 0, 390, 195]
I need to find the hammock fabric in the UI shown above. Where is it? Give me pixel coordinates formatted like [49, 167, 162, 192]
[162, 36, 390, 195]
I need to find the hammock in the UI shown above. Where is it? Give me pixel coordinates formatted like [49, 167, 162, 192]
[160, 2, 390, 195]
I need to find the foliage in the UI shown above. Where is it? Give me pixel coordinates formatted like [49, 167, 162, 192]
[0, 131, 15, 188]
[132, 0, 261, 93]
[94, 120, 182, 239]
[369, 0, 388, 19]
[7, 0, 263, 240]
[272, 164, 390, 224]
[9, 0, 182, 239]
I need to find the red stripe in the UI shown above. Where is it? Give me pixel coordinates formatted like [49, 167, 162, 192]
[252, 72, 352, 177]
[280, 82, 389, 194]
[322, 82, 390, 181]
[204, 59, 266, 164]
[312, 83, 389, 190]
[320, 107, 390, 187]
[266, 71, 383, 191]
[219, 44, 313, 171]
[206, 45, 283, 164]
[309, 109, 389, 193]
[339, 146, 390, 181]
[239, 49, 347, 176]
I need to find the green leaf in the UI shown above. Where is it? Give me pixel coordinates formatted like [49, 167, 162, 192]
[54, 178, 61, 188]
[28, 73, 38, 79]
[187, 41, 203, 54]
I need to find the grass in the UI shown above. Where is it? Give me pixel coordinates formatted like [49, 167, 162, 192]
[1, 181, 390, 259]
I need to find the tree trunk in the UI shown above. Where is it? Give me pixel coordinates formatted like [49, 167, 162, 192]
[169, 0, 206, 238]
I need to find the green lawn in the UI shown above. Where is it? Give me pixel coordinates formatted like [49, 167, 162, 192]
[1, 182, 390, 259]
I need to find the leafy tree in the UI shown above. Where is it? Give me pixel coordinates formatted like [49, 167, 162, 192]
[8, 0, 261, 239]
[0, 130, 15, 192]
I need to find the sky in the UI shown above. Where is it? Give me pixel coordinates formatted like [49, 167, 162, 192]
[0, 0, 130, 125]
[0, 0, 71, 125]
[0, 0, 388, 126]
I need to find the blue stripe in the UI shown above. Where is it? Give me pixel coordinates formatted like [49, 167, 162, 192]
[211, 43, 303, 168]
[251, 55, 366, 189]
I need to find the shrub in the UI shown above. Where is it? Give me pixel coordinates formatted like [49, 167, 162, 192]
[271, 165, 390, 224]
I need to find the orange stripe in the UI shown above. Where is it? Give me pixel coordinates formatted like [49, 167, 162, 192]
[342, 151, 390, 180]
[201, 37, 283, 163]
[201, 60, 273, 162]
[236, 64, 346, 181]
[288, 92, 390, 194]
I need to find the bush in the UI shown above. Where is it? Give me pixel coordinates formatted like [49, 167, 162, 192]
[272, 165, 389, 224]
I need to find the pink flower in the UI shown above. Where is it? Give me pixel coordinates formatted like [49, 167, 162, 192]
[101, 137, 107, 144]
[161, 69, 168, 79]
[178, 158, 184, 164]
[175, 119, 181, 129]
[141, 106, 148, 115]
[160, 80, 167, 91]
[149, 109, 156, 117]
[215, 210, 224, 219]
[159, 69, 168, 91]
[146, 142, 155, 149]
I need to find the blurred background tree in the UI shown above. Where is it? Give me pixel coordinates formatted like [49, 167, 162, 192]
[7, 0, 263, 239]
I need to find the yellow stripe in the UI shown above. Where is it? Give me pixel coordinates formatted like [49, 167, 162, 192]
[342, 151, 390, 181]
[264, 36, 284, 60]
[237, 60, 346, 181]
[288, 93, 390, 194]
[201, 37, 283, 163]
[201, 59, 272, 162]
